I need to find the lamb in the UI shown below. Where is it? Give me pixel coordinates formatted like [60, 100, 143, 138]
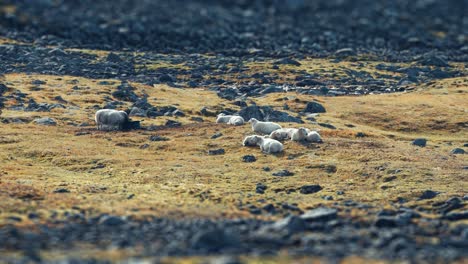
[243, 135, 284, 154]
[227, 115, 245, 126]
[217, 113, 245, 126]
[306, 131, 323, 143]
[95, 109, 129, 131]
[249, 118, 282, 135]
[291, 127, 309, 142]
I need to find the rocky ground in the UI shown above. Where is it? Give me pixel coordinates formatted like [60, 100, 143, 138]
[0, 0, 467, 263]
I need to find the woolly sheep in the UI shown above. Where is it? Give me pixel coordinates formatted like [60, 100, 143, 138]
[243, 135, 283, 154]
[216, 113, 233, 123]
[306, 131, 322, 143]
[291, 127, 308, 142]
[269, 128, 294, 140]
[243, 135, 259, 147]
[227, 115, 245, 126]
[95, 109, 129, 131]
[249, 118, 282, 135]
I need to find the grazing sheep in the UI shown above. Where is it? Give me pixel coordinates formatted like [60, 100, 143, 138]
[95, 109, 129, 131]
[306, 131, 322, 143]
[216, 113, 233, 123]
[291, 127, 308, 141]
[227, 115, 245, 126]
[243, 135, 283, 154]
[249, 118, 282, 135]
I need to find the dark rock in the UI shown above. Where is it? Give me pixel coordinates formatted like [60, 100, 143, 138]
[451, 148, 465, 154]
[335, 48, 355, 57]
[262, 204, 275, 213]
[123, 120, 140, 130]
[99, 215, 125, 226]
[217, 88, 239, 100]
[318, 123, 336, 129]
[375, 216, 399, 228]
[106, 53, 123, 63]
[149, 135, 169, 141]
[31, 80, 46, 85]
[190, 117, 204, 122]
[53, 188, 69, 193]
[191, 229, 238, 251]
[272, 170, 294, 177]
[419, 55, 449, 67]
[208, 149, 225, 155]
[300, 185, 322, 194]
[112, 81, 138, 102]
[0, 83, 9, 95]
[412, 138, 427, 147]
[301, 207, 338, 222]
[159, 74, 175, 83]
[129, 107, 146, 117]
[165, 120, 181, 127]
[443, 211, 468, 221]
[238, 105, 263, 121]
[242, 155, 256, 163]
[264, 215, 307, 234]
[419, 190, 439, 200]
[356, 132, 366, 137]
[274, 58, 301, 66]
[172, 109, 185, 117]
[33, 117, 57, 126]
[200, 107, 217, 117]
[256, 183, 267, 194]
[211, 132, 223, 139]
[304, 101, 326, 113]
[140, 144, 150, 149]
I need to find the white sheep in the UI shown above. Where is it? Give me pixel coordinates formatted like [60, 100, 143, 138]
[216, 113, 233, 123]
[306, 131, 322, 143]
[227, 116, 245, 126]
[243, 135, 259, 147]
[291, 127, 308, 142]
[95, 109, 129, 131]
[217, 113, 245, 126]
[249, 118, 282, 135]
[243, 135, 284, 154]
[269, 128, 294, 141]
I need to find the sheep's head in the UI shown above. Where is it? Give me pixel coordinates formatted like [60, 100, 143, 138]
[248, 118, 258, 123]
[217, 113, 226, 117]
[298, 127, 308, 137]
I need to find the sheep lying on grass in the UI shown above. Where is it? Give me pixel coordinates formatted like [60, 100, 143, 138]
[291, 127, 308, 142]
[249, 118, 282, 134]
[216, 113, 245, 126]
[306, 131, 322, 143]
[227, 115, 245, 126]
[243, 135, 284, 154]
[95, 109, 140, 131]
[269, 128, 295, 141]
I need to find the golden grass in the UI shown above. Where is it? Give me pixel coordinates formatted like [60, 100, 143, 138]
[0, 73, 467, 228]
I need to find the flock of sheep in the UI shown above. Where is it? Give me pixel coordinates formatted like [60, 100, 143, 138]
[94, 109, 322, 155]
[216, 113, 322, 155]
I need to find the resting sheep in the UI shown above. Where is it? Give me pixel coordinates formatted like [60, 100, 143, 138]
[291, 127, 309, 142]
[243, 135, 283, 154]
[306, 131, 322, 143]
[216, 113, 233, 123]
[249, 118, 282, 135]
[217, 113, 245, 126]
[95, 109, 129, 131]
[227, 115, 245, 126]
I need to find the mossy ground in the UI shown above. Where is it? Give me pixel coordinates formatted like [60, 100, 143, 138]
[0, 58, 466, 262]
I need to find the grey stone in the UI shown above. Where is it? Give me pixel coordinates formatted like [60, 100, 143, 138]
[301, 207, 338, 222]
[33, 117, 57, 126]
[304, 101, 326, 113]
[300, 185, 322, 194]
[412, 138, 427, 147]
[451, 148, 465, 154]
